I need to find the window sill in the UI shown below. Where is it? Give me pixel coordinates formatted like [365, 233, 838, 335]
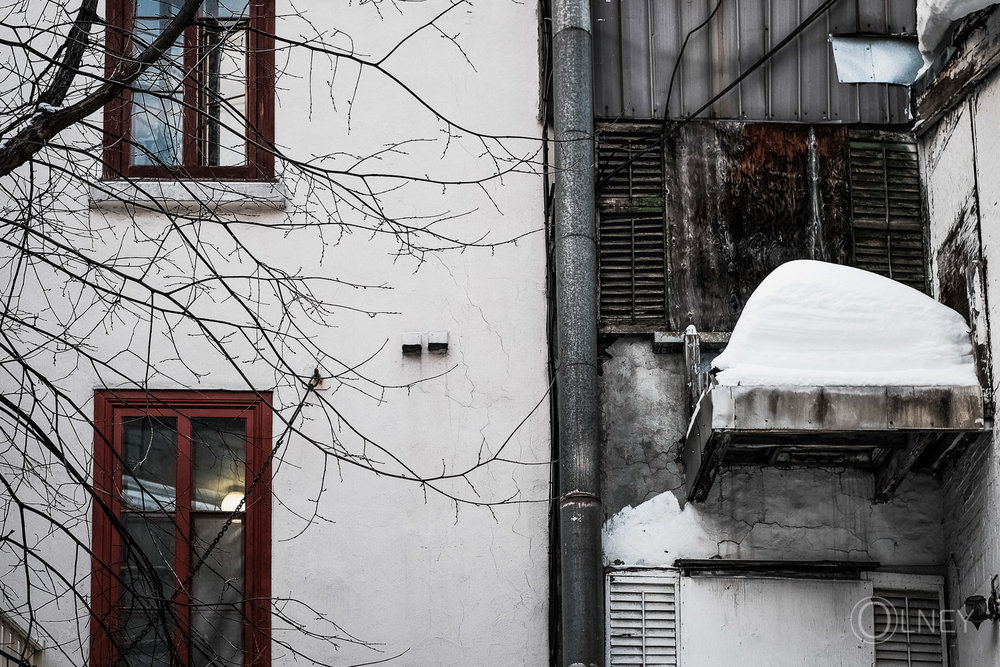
[89, 180, 288, 212]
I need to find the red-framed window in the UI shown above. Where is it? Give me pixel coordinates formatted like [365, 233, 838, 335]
[103, 0, 275, 180]
[91, 390, 272, 666]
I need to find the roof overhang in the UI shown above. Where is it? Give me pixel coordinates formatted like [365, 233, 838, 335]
[684, 383, 989, 503]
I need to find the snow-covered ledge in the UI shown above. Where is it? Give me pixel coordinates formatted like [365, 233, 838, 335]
[684, 261, 989, 503]
[918, 0, 1000, 61]
[89, 180, 289, 212]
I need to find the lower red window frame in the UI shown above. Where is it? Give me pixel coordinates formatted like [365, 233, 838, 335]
[90, 390, 272, 666]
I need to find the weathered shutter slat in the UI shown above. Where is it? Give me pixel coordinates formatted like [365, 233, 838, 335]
[596, 126, 667, 326]
[849, 133, 928, 293]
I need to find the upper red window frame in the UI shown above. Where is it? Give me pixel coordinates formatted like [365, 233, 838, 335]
[103, 0, 276, 180]
[90, 390, 272, 666]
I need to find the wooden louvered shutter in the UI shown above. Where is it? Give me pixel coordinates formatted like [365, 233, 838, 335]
[849, 134, 928, 292]
[596, 127, 667, 327]
[606, 571, 679, 666]
[873, 589, 945, 666]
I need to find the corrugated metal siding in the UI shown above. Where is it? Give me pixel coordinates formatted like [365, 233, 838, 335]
[597, 127, 668, 325]
[849, 132, 927, 292]
[593, 0, 916, 123]
[873, 589, 945, 666]
[606, 571, 679, 667]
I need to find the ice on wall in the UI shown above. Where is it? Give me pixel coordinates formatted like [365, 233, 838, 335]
[712, 260, 979, 387]
[919, 0, 1000, 59]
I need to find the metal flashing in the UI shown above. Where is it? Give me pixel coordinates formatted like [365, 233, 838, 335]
[830, 35, 923, 84]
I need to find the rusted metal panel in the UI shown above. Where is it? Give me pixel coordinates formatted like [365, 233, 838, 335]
[598, 122, 932, 331]
[663, 122, 851, 331]
[662, 121, 735, 330]
[592, 0, 916, 122]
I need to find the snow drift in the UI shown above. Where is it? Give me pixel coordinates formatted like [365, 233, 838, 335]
[711, 260, 979, 388]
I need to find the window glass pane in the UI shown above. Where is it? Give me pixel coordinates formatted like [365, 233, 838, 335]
[192, 417, 246, 510]
[131, 91, 185, 166]
[203, 0, 250, 19]
[122, 417, 177, 511]
[191, 517, 244, 667]
[198, 24, 247, 166]
[120, 514, 176, 667]
[132, 2, 185, 166]
[136, 0, 183, 18]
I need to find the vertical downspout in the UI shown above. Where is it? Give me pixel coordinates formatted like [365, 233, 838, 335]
[551, 1, 601, 665]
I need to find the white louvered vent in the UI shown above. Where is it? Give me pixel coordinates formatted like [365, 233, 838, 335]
[0, 612, 43, 667]
[606, 570, 678, 667]
[873, 588, 945, 667]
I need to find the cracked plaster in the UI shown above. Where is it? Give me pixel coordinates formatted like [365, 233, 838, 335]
[601, 338, 945, 567]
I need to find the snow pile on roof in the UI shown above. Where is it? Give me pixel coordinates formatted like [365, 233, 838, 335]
[712, 260, 979, 387]
[918, 0, 1000, 59]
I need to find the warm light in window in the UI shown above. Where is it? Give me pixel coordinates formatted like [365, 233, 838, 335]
[221, 491, 245, 512]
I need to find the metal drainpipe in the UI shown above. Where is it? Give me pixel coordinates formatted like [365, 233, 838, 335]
[551, 0, 601, 665]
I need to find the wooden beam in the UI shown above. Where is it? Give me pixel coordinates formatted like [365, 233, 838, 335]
[687, 432, 731, 503]
[673, 559, 880, 580]
[914, 7, 1000, 134]
[874, 432, 937, 502]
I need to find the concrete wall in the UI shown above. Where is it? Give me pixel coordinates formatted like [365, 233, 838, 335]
[920, 63, 1000, 667]
[0, 2, 550, 665]
[601, 339, 946, 569]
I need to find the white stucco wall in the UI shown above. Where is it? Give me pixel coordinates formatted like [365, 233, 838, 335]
[921, 63, 1000, 667]
[0, 1, 550, 665]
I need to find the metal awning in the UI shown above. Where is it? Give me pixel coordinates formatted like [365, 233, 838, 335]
[683, 383, 988, 503]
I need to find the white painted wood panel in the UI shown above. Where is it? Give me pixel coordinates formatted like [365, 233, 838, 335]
[679, 577, 876, 667]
